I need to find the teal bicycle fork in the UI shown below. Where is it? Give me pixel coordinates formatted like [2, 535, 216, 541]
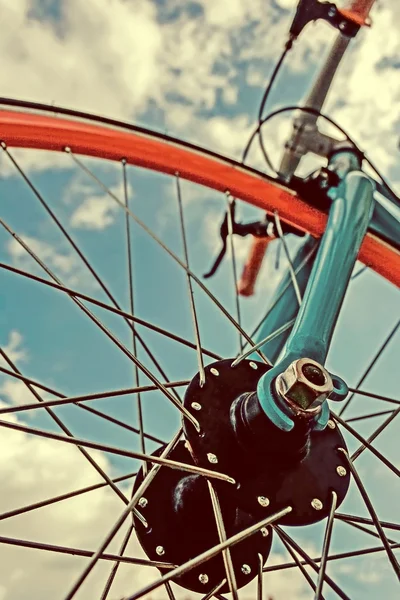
[253, 150, 375, 432]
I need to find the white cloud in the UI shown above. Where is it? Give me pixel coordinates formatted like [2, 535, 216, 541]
[0, 331, 27, 366]
[69, 180, 132, 231]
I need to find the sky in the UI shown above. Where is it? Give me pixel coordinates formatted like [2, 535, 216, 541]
[0, 0, 399, 599]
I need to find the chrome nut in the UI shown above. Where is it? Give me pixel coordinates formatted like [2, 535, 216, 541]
[276, 357, 333, 412]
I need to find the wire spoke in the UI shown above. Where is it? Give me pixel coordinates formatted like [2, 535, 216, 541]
[346, 409, 395, 423]
[338, 516, 398, 545]
[231, 318, 295, 366]
[263, 542, 400, 574]
[257, 553, 264, 600]
[207, 481, 239, 600]
[0, 262, 222, 361]
[122, 160, 146, 471]
[0, 418, 235, 483]
[338, 448, 400, 579]
[1, 145, 184, 411]
[351, 406, 400, 462]
[66, 151, 270, 364]
[339, 320, 400, 416]
[0, 347, 131, 508]
[275, 528, 321, 597]
[64, 429, 183, 600]
[201, 579, 226, 600]
[176, 173, 206, 386]
[226, 195, 243, 353]
[0, 471, 136, 522]
[273, 211, 302, 305]
[315, 491, 337, 599]
[0, 219, 200, 431]
[0, 368, 187, 427]
[99, 523, 134, 600]
[335, 513, 400, 533]
[347, 388, 400, 405]
[0, 534, 174, 568]
[273, 527, 351, 600]
[247, 243, 317, 343]
[122, 506, 292, 600]
[332, 412, 400, 477]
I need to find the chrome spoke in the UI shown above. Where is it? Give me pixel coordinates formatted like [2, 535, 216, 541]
[122, 506, 292, 600]
[0, 534, 174, 568]
[0, 218, 199, 431]
[335, 513, 400, 533]
[226, 194, 243, 353]
[231, 318, 294, 366]
[122, 159, 146, 471]
[207, 481, 239, 600]
[0, 347, 130, 508]
[66, 151, 269, 363]
[332, 412, 400, 477]
[346, 409, 395, 423]
[64, 430, 182, 600]
[0, 262, 221, 363]
[99, 524, 134, 600]
[350, 406, 400, 462]
[339, 320, 400, 416]
[0, 471, 136, 522]
[275, 528, 321, 596]
[0, 418, 235, 483]
[257, 553, 264, 600]
[338, 449, 400, 579]
[201, 579, 226, 600]
[273, 211, 302, 305]
[315, 491, 337, 599]
[274, 527, 350, 600]
[176, 173, 206, 386]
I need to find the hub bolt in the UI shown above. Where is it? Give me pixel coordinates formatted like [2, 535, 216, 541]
[191, 402, 202, 411]
[336, 466, 347, 477]
[210, 368, 219, 376]
[199, 573, 209, 584]
[311, 498, 323, 511]
[257, 495, 270, 508]
[207, 453, 218, 464]
[156, 546, 165, 556]
[138, 497, 148, 508]
[241, 564, 251, 575]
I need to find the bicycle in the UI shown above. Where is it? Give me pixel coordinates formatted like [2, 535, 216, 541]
[0, 0, 399, 599]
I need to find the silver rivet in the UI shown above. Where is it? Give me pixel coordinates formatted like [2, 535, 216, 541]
[328, 7, 336, 17]
[156, 546, 165, 556]
[64, 146, 71, 153]
[327, 420, 336, 429]
[249, 361, 258, 370]
[257, 496, 270, 508]
[199, 573, 209, 584]
[311, 498, 323, 510]
[336, 466, 347, 477]
[138, 497, 148, 508]
[191, 402, 202, 411]
[207, 453, 218, 464]
[241, 564, 251, 575]
[339, 21, 347, 30]
[260, 527, 269, 537]
[210, 368, 219, 376]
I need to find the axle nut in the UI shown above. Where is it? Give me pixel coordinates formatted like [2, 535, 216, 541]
[276, 357, 333, 412]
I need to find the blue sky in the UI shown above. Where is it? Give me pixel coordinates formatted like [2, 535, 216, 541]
[0, 1, 399, 599]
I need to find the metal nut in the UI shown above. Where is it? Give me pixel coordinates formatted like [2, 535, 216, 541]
[311, 498, 323, 511]
[207, 453, 218, 464]
[191, 402, 202, 411]
[156, 546, 165, 556]
[276, 358, 333, 411]
[199, 573, 209, 584]
[138, 497, 148, 508]
[257, 495, 270, 508]
[336, 466, 347, 477]
[241, 564, 251, 575]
